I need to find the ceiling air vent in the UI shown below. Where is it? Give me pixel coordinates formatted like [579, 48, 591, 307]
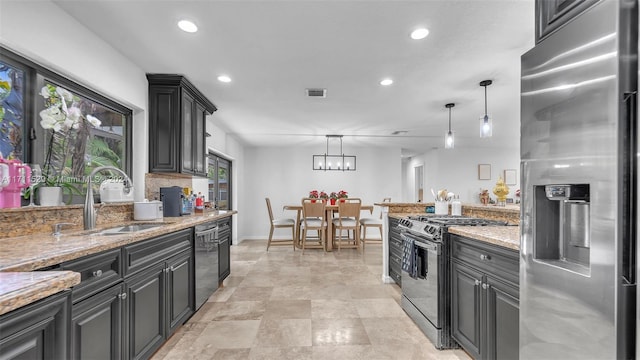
[306, 88, 327, 98]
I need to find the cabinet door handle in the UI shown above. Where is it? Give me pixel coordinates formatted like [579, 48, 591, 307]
[474, 279, 481, 286]
[482, 283, 490, 290]
[479, 254, 491, 261]
[118, 293, 127, 300]
[92, 269, 103, 278]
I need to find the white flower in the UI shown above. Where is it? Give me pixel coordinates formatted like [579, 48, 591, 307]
[66, 106, 82, 123]
[86, 114, 101, 128]
[40, 86, 50, 99]
[56, 87, 74, 102]
[39, 106, 65, 131]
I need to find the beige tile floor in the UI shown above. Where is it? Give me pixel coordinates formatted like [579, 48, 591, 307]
[151, 240, 471, 360]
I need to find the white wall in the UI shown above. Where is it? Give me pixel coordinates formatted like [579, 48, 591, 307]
[241, 146, 401, 239]
[403, 146, 520, 204]
[0, 0, 149, 200]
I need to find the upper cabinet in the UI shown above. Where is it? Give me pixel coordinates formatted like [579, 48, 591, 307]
[535, 0, 601, 43]
[147, 74, 217, 177]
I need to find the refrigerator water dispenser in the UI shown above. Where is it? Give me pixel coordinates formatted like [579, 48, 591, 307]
[534, 184, 590, 275]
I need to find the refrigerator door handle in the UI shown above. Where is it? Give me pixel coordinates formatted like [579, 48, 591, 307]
[622, 90, 637, 285]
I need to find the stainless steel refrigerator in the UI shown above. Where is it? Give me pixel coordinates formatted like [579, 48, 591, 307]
[520, 1, 637, 359]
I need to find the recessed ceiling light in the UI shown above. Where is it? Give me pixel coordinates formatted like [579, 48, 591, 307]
[178, 20, 198, 33]
[380, 79, 393, 86]
[410, 28, 429, 40]
[217, 75, 231, 83]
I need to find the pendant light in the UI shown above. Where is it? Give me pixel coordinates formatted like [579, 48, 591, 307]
[312, 135, 357, 171]
[479, 80, 493, 138]
[445, 103, 455, 149]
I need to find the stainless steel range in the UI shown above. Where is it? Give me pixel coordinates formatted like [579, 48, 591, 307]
[398, 215, 508, 349]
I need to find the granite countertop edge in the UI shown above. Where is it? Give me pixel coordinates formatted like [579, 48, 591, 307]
[0, 210, 236, 315]
[0, 271, 81, 316]
[448, 226, 521, 251]
[0, 210, 236, 272]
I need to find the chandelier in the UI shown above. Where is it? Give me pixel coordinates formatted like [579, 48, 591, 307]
[312, 135, 356, 171]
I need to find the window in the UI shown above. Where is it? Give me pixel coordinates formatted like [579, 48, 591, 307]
[208, 153, 231, 210]
[35, 78, 128, 183]
[0, 59, 27, 160]
[0, 47, 132, 200]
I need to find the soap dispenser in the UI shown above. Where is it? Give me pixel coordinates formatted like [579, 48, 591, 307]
[451, 195, 462, 216]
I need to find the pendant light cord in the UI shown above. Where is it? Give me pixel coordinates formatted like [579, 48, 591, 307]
[484, 85, 488, 117]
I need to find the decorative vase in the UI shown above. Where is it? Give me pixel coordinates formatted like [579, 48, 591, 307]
[38, 186, 63, 206]
[311, 199, 316, 203]
[492, 176, 510, 207]
[340, 199, 346, 203]
[330, 198, 336, 205]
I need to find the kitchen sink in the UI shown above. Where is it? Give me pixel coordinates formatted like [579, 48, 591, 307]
[97, 223, 164, 235]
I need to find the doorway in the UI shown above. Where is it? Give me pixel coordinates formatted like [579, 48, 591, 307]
[415, 165, 424, 202]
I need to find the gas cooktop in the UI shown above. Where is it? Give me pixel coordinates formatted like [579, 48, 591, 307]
[399, 215, 509, 241]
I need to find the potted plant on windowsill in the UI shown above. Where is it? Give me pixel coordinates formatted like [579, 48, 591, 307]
[33, 84, 102, 205]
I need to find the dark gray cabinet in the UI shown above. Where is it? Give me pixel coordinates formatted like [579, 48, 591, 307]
[147, 74, 216, 177]
[387, 217, 402, 285]
[218, 217, 231, 283]
[59, 228, 193, 360]
[166, 250, 194, 334]
[535, 0, 600, 43]
[0, 290, 71, 360]
[70, 283, 125, 360]
[124, 229, 194, 360]
[450, 234, 519, 360]
[126, 262, 165, 360]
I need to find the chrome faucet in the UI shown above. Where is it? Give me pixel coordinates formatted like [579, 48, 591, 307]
[84, 166, 133, 230]
[53, 222, 75, 236]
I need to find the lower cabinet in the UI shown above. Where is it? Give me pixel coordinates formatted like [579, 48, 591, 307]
[70, 284, 125, 360]
[126, 250, 194, 360]
[450, 234, 519, 360]
[0, 290, 71, 360]
[387, 217, 402, 285]
[64, 228, 194, 360]
[218, 218, 231, 283]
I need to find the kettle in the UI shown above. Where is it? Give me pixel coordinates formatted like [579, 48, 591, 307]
[133, 200, 163, 220]
[99, 179, 134, 203]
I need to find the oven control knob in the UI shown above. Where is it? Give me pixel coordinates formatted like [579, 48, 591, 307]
[474, 280, 481, 286]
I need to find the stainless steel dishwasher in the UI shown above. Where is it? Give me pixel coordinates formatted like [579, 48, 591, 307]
[194, 221, 219, 309]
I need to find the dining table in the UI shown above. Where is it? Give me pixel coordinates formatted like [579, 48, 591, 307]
[282, 203, 374, 251]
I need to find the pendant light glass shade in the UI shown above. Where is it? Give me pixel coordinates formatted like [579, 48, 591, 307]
[479, 80, 493, 138]
[445, 130, 454, 149]
[445, 103, 455, 149]
[480, 115, 492, 137]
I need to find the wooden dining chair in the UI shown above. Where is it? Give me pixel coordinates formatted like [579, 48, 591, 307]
[332, 198, 362, 251]
[265, 198, 296, 251]
[301, 198, 327, 254]
[359, 197, 391, 250]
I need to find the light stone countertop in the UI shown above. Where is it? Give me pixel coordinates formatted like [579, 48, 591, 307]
[448, 225, 521, 251]
[0, 271, 80, 315]
[0, 210, 236, 316]
[0, 210, 236, 272]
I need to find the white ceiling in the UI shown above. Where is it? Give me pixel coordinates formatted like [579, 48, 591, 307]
[53, 0, 534, 156]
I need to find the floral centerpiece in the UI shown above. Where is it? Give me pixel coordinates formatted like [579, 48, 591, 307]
[35, 84, 102, 202]
[337, 190, 348, 201]
[309, 190, 319, 199]
[319, 191, 328, 201]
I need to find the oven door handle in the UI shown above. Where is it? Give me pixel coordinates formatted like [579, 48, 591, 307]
[413, 240, 438, 253]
